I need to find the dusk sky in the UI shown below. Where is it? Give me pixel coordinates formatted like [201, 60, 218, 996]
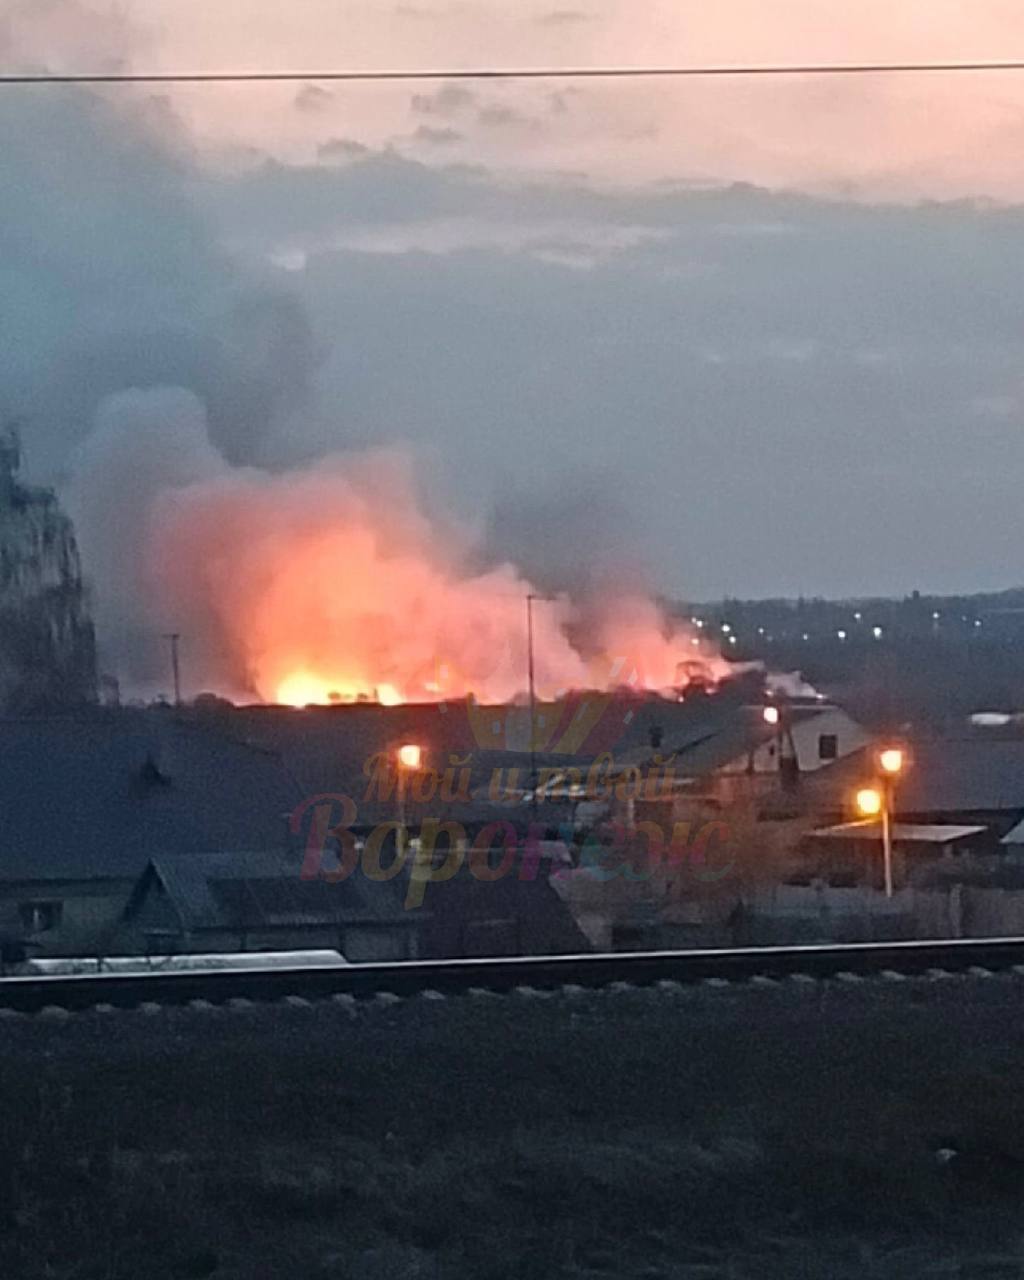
[4, 1, 1024, 601]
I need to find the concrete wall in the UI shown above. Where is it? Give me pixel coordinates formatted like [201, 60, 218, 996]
[745, 883, 1024, 945]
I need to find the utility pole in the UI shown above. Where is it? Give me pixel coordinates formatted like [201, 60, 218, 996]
[527, 594, 538, 818]
[165, 633, 181, 706]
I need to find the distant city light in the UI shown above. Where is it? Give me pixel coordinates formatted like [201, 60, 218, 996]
[932, 611, 941, 621]
[872, 626, 884, 639]
[757, 626, 765, 635]
[721, 623, 732, 634]
[802, 633, 810, 641]
[728, 635, 738, 645]
[763, 705, 780, 726]
[975, 619, 983, 628]
[837, 630, 847, 640]
[695, 619, 705, 629]
[691, 637, 701, 647]
[853, 611, 863, 621]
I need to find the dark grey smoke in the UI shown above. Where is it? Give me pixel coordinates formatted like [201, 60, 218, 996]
[486, 473, 648, 599]
[0, 82, 319, 475]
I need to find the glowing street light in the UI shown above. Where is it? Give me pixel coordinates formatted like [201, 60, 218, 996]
[396, 743, 423, 859]
[855, 746, 909, 899]
[879, 747, 904, 776]
[763, 705, 780, 726]
[856, 787, 883, 817]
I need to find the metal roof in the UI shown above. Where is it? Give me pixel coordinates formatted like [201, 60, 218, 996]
[620, 702, 845, 777]
[895, 738, 1024, 815]
[1000, 819, 1024, 846]
[812, 820, 988, 844]
[142, 850, 411, 932]
[0, 710, 303, 881]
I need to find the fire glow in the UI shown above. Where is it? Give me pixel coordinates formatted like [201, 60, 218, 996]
[153, 457, 728, 707]
[70, 392, 730, 706]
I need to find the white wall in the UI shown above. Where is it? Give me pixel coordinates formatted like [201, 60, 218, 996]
[739, 708, 872, 776]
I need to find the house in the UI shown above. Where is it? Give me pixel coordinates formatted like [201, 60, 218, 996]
[0, 709, 305, 957]
[340, 807, 589, 959]
[119, 851, 419, 961]
[792, 735, 1024, 838]
[646, 701, 871, 790]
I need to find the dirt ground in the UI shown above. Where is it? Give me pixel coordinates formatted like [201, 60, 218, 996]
[4, 973, 1024, 1278]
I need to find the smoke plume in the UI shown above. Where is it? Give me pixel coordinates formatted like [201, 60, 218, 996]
[69, 389, 725, 704]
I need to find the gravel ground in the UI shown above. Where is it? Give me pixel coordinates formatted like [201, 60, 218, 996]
[3, 973, 1024, 1278]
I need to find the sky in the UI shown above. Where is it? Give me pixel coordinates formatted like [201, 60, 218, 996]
[3, 1, 1024, 602]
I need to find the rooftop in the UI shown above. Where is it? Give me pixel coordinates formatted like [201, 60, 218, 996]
[0, 709, 303, 881]
[811, 820, 988, 844]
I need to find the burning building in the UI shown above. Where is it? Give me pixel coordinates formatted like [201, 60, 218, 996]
[0, 427, 97, 712]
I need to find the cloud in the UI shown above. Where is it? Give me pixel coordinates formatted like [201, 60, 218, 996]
[413, 125, 465, 146]
[188, 145, 1024, 595]
[536, 9, 593, 25]
[12, 5, 1024, 615]
[411, 83, 477, 117]
[318, 137, 371, 163]
[0, 0, 135, 72]
[478, 104, 536, 129]
[294, 84, 334, 114]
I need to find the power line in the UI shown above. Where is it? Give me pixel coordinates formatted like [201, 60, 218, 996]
[5, 60, 1024, 86]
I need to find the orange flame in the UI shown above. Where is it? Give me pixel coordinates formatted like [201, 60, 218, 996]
[142, 450, 731, 706]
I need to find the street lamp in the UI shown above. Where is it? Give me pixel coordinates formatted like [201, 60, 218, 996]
[856, 787, 883, 818]
[855, 746, 907, 900]
[879, 748, 904, 777]
[396, 744, 423, 860]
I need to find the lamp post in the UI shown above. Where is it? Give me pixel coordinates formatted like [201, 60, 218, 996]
[527, 594, 538, 818]
[763, 699, 799, 790]
[855, 747, 907, 899]
[396, 743, 422, 862]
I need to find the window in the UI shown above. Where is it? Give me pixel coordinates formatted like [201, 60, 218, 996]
[18, 901, 63, 933]
[818, 734, 839, 761]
